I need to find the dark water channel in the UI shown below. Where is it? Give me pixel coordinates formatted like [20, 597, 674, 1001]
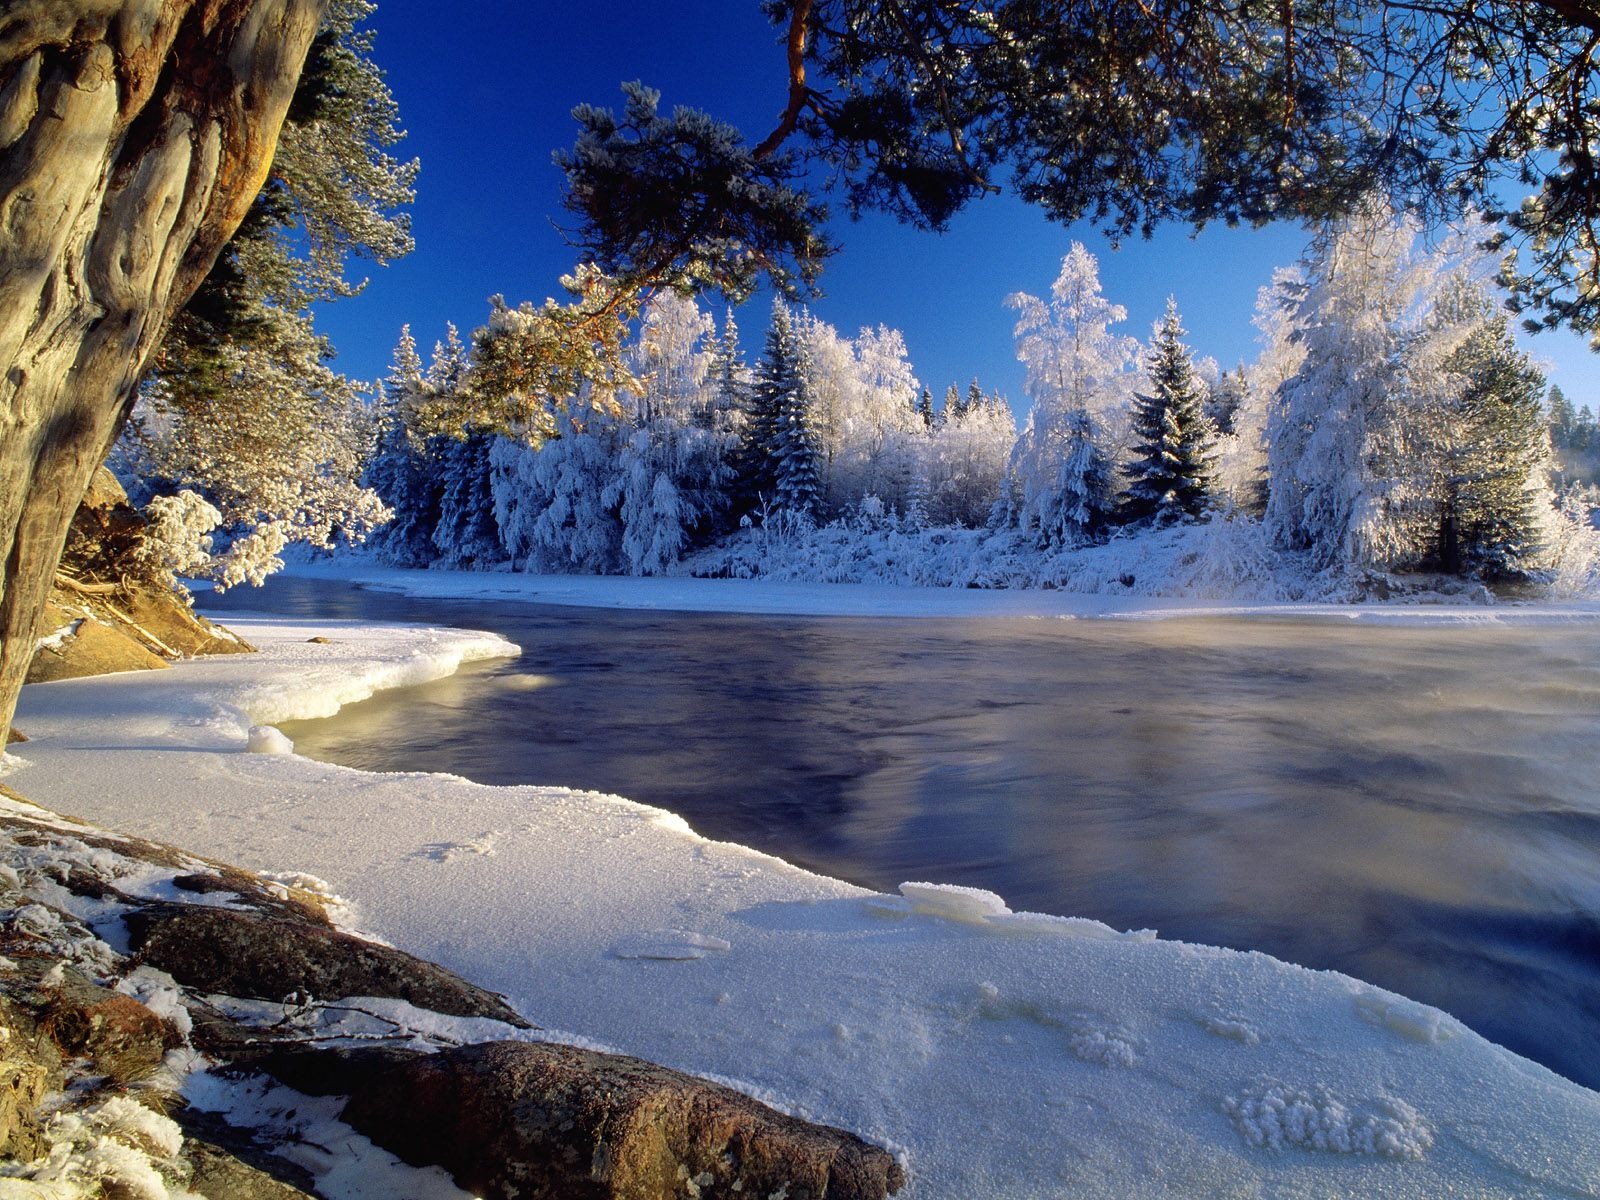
[202, 576, 1600, 1091]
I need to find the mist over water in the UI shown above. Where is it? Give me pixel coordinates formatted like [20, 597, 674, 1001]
[205, 576, 1600, 1090]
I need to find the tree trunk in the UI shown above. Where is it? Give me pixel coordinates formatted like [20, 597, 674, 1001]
[0, 0, 325, 744]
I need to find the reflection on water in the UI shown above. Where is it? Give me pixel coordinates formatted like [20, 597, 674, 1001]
[205, 576, 1600, 1090]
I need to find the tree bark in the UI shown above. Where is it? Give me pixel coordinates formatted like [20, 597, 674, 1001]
[0, 0, 325, 744]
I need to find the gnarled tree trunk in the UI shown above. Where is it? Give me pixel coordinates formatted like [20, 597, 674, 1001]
[0, 0, 325, 743]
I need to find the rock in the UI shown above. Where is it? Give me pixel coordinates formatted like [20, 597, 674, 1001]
[180, 1136, 319, 1200]
[5, 727, 25, 744]
[262, 1041, 905, 1200]
[26, 466, 253, 685]
[124, 906, 531, 1027]
[0, 1051, 50, 1159]
[0, 996, 59, 1159]
[170, 869, 330, 924]
[35, 965, 181, 1082]
[27, 606, 171, 683]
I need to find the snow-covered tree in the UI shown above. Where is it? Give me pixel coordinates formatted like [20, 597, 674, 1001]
[1120, 299, 1214, 524]
[615, 292, 734, 572]
[1421, 283, 1553, 576]
[121, 307, 388, 588]
[839, 324, 926, 512]
[431, 432, 502, 567]
[772, 369, 825, 521]
[737, 300, 806, 518]
[1266, 206, 1432, 571]
[491, 403, 624, 573]
[927, 393, 1016, 526]
[1002, 244, 1138, 543]
[364, 325, 443, 565]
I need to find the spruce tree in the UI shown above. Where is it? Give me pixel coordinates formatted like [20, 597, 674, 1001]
[738, 300, 804, 518]
[365, 326, 444, 565]
[918, 386, 935, 428]
[964, 378, 983, 420]
[1121, 298, 1213, 525]
[1051, 408, 1118, 540]
[1547, 384, 1576, 449]
[772, 371, 823, 521]
[432, 431, 503, 566]
[1442, 309, 1551, 577]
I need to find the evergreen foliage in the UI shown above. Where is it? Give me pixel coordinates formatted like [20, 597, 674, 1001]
[1431, 295, 1552, 577]
[740, 301, 804, 517]
[1121, 300, 1215, 525]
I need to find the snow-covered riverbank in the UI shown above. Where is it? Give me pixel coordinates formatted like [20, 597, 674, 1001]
[279, 558, 1600, 624]
[9, 613, 1600, 1197]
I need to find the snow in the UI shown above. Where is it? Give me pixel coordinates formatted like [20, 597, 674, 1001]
[281, 557, 1600, 625]
[10, 615, 1600, 1198]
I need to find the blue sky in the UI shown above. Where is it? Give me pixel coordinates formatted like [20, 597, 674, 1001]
[314, 1, 1598, 415]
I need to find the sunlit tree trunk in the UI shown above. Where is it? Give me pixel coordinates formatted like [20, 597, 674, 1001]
[0, 0, 324, 743]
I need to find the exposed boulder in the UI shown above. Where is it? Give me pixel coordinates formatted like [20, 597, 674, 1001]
[33, 964, 182, 1082]
[0, 995, 60, 1160]
[27, 467, 252, 685]
[125, 905, 531, 1027]
[260, 1040, 906, 1200]
[178, 1135, 319, 1200]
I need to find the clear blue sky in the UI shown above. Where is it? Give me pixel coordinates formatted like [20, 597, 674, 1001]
[313, 0, 1599, 416]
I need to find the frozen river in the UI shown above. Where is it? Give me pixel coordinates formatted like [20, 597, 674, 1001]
[203, 575, 1600, 1090]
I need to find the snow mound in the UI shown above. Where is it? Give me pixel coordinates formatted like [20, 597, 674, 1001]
[1069, 1026, 1141, 1068]
[1223, 1084, 1434, 1160]
[246, 724, 294, 755]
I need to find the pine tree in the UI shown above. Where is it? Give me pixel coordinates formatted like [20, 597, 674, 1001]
[1437, 303, 1552, 577]
[1049, 408, 1118, 540]
[1547, 384, 1577, 449]
[772, 372, 823, 520]
[942, 383, 961, 426]
[365, 325, 443, 566]
[964, 378, 983, 420]
[917, 386, 935, 428]
[1121, 298, 1214, 525]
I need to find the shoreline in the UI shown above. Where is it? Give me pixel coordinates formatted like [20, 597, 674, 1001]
[256, 558, 1600, 625]
[9, 610, 1600, 1195]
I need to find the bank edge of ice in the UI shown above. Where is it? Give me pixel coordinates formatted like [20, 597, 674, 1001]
[277, 560, 1600, 625]
[10, 617, 1600, 1199]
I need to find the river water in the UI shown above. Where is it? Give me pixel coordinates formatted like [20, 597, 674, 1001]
[202, 576, 1600, 1091]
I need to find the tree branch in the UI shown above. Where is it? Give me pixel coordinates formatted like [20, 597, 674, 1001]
[755, 0, 814, 160]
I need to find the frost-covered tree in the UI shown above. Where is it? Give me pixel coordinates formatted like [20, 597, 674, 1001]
[364, 326, 444, 565]
[1120, 299, 1214, 525]
[841, 325, 926, 512]
[1422, 285, 1553, 576]
[432, 431, 502, 567]
[1006, 407, 1117, 542]
[927, 392, 1016, 526]
[615, 292, 735, 572]
[738, 301, 807, 517]
[795, 313, 859, 511]
[121, 310, 389, 589]
[117, 0, 413, 587]
[1266, 206, 1431, 571]
[772, 371, 825, 521]
[491, 404, 625, 573]
[1002, 244, 1138, 543]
